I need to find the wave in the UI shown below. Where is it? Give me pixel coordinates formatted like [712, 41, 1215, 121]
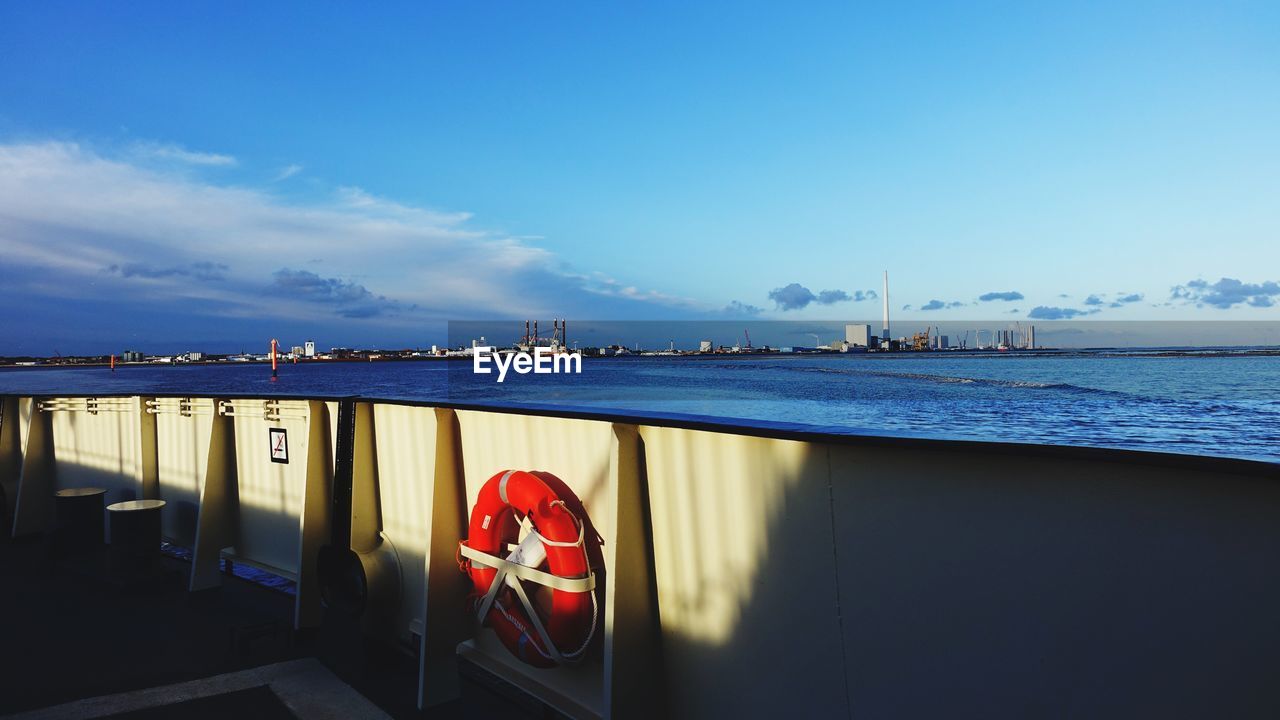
[655, 361, 1280, 419]
[860, 370, 1103, 392]
[798, 364, 1102, 391]
[700, 361, 1127, 396]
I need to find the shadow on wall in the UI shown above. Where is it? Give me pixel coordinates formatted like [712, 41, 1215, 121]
[55, 465, 138, 506]
[168, 500, 200, 547]
[642, 429, 849, 718]
[832, 444, 1280, 718]
[645, 432, 1280, 719]
[52, 410, 143, 503]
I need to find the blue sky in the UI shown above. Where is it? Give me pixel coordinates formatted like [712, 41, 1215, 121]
[1, 1, 1278, 353]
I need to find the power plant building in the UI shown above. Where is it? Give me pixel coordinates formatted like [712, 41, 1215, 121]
[845, 324, 872, 347]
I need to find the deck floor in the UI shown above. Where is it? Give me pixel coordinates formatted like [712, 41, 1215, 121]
[0, 533, 553, 719]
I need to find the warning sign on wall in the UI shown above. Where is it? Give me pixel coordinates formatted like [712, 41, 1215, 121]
[269, 427, 288, 464]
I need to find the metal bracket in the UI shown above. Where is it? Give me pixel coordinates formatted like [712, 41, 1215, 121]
[39, 397, 132, 414]
[218, 399, 308, 422]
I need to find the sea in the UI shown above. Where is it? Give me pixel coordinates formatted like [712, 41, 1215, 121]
[2, 349, 1278, 463]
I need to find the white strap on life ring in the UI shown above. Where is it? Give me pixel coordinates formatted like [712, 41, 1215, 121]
[461, 507, 598, 664]
[460, 543, 596, 594]
[498, 469, 516, 504]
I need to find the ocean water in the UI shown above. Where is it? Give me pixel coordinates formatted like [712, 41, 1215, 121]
[2, 351, 1278, 462]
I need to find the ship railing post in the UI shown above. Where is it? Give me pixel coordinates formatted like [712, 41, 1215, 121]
[351, 401, 382, 555]
[138, 395, 159, 500]
[0, 396, 24, 535]
[190, 402, 238, 591]
[605, 423, 665, 719]
[295, 400, 334, 628]
[11, 396, 57, 538]
[418, 407, 471, 709]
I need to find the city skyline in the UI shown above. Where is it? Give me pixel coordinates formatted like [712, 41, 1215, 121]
[5, 320, 1278, 358]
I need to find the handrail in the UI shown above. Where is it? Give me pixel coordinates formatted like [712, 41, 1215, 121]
[38, 397, 135, 414]
[217, 398, 309, 422]
[145, 398, 215, 416]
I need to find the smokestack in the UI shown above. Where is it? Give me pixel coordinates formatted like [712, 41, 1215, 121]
[881, 270, 890, 346]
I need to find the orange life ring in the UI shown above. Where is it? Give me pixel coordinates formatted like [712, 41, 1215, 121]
[459, 470, 597, 667]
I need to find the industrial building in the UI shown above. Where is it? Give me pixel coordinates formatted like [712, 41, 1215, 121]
[845, 324, 872, 348]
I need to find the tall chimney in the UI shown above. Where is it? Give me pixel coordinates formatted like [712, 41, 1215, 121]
[881, 270, 890, 346]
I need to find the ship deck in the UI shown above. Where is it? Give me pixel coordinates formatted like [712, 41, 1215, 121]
[3, 393, 1279, 718]
[0, 534, 539, 719]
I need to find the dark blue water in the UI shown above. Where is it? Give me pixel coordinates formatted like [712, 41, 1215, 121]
[2, 351, 1278, 462]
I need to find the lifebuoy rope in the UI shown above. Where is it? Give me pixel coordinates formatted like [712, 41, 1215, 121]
[492, 591, 598, 662]
[529, 500, 585, 548]
[460, 504, 599, 663]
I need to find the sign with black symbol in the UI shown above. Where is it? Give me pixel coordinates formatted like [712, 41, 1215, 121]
[269, 427, 289, 464]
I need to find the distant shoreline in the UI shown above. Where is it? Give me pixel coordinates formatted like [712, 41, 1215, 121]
[3, 346, 1279, 370]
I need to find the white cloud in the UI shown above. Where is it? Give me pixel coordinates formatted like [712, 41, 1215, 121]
[1171, 277, 1280, 309]
[560, 270, 702, 309]
[273, 163, 303, 181]
[132, 141, 237, 166]
[0, 140, 695, 330]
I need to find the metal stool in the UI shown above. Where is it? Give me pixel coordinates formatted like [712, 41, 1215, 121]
[54, 488, 105, 552]
[107, 499, 166, 578]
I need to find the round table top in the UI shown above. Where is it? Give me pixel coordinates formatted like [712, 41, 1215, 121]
[55, 487, 106, 498]
[107, 499, 166, 512]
